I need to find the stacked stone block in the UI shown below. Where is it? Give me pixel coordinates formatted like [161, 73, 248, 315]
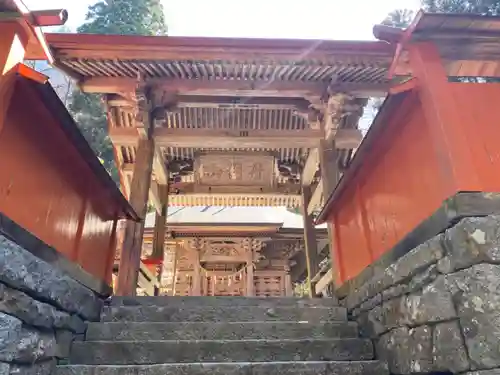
[0, 235, 103, 375]
[343, 215, 500, 375]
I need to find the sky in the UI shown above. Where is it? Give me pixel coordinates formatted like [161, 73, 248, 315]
[25, 0, 421, 40]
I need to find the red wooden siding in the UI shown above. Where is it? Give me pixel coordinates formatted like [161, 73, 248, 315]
[0, 77, 123, 284]
[326, 80, 500, 285]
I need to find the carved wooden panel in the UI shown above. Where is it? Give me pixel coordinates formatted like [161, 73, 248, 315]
[195, 153, 275, 188]
[202, 239, 241, 260]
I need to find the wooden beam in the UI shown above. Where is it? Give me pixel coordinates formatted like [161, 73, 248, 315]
[173, 183, 300, 195]
[115, 137, 154, 296]
[137, 261, 160, 296]
[108, 95, 313, 110]
[301, 186, 319, 297]
[45, 33, 394, 61]
[137, 271, 155, 296]
[302, 148, 319, 186]
[111, 127, 324, 149]
[80, 77, 389, 98]
[308, 182, 323, 216]
[315, 268, 333, 295]
[119, 174, 301, 195]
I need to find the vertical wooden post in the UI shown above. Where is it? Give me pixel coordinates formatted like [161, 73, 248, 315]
[319, 139, 341, 286]
[284, 265, 293, 297]
[319, 139, 339, 199]
[301, 185, 319, 297]
[246, 262, 255, 297]
[192, 250, 201, 296]
[115, 138, 154, 295]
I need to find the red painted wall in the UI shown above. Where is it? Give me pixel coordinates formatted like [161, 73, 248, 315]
[0, 80, 119, 284]
[327, 83, 500, 285]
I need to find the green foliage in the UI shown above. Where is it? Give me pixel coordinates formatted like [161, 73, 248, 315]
[384, 0, 500, 30]
[382, 9, 415, 28]
[68, 0, 168, 183]
[77, 0, 167, 35]
[69, 90, 118, 182]
[421, 0, 500, 14]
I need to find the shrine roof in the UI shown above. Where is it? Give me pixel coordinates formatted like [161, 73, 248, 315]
[375, 11, 500, 78]
[144, 206, 327, 230]
[27, 33, 394, 88]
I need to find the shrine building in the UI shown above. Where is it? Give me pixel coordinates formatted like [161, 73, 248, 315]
[138, 206, 328, 297]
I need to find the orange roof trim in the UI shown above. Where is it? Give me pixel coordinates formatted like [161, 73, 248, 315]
[14, 63, 48, 84]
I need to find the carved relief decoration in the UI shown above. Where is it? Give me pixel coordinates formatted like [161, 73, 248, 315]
[208, 240, 240, 257]
[195, 153, 275, 188]
[280, 241, 304, 259]
[242, 238, 265, 262]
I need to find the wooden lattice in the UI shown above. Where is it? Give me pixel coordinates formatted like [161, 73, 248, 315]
[204, 273, 245, 296]
[255, 274, 284, 297]
[173, 273, 192, 296]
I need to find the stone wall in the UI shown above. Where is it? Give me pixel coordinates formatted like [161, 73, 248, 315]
[341, 215, 500, 375]
[0, 234, 104, 375]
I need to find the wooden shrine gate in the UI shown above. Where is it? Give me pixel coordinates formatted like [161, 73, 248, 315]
[35, 33, 394, 296]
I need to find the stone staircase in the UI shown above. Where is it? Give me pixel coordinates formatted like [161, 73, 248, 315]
[56, 297, 388, 375]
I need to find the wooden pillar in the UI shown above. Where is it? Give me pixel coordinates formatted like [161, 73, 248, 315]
[246, 262, 255, 297]
[284, 265, 293, 297]
[244, 238, 256, 297]
[192, 249, 201, 296]
[319, 139, 339, 199]
[301, 185, 319, 297]
[115, 89, 155, 296]
[319, 139, 341, 286]
[115, 138, 154, 295]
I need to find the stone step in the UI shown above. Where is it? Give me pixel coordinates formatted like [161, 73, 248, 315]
[108, 296, 338, 308]
[101, 305, 347, 323]
[86, 321, 359, 341]
[57, 361, 388, 375]
[70, 339, 374, 365]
